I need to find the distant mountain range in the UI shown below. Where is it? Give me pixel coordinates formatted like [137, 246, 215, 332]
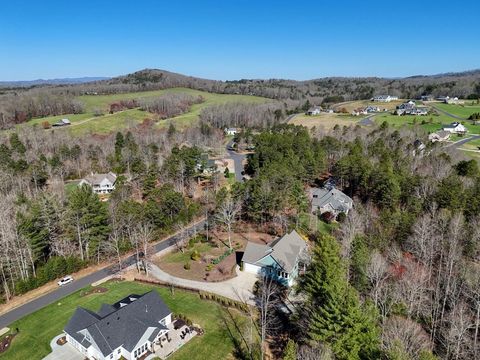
[0, 77, 110, 88]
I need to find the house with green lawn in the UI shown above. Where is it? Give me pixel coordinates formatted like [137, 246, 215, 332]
[64, 291, 173, 360]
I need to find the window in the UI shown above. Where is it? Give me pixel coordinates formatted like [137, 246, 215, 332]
[110, 354, 113, 359]
[118, 349, 121, 354]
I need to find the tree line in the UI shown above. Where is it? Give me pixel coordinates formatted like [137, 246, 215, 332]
[224, 124, 479, 359]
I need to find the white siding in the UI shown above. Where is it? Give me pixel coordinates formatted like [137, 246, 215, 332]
[244, 262, 262, 274]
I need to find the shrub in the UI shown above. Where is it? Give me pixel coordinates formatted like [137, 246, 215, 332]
[41, 121, 51, 129]
[184, 261, 191, 270]
[336, 212, 347, 222]
[211, 248, 234, 265]
[205, 264, 214, 272]
[191, 250, 201, 261]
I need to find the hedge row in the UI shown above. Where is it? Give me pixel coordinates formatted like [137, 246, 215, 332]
[134, 278, 250, 313]
[199, 291, 249, 313]
[211, 248, 234, 265]
[15, 256, 86, 295]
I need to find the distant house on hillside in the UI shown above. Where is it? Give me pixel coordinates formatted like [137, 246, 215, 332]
[365, 105, 380, 113]
[429, 130, 451, 142]
[443, 122, 467, 134]
[413, 139, 426, 156]
[64, 291, 173, 360]
[79, 172, 117, 194]
[225, 128, 238, 136]
[420, 95, 434, 101]
[396, 101, 428, 116]
[352, 108, 368, 116]
[52, 118, 71, 127]
[444, 96, 464, 105]
[242, 230, 308, 287]
[310, 186, 353, 217]
[306, 106, 322, 115]
[372, 95, 399, 102]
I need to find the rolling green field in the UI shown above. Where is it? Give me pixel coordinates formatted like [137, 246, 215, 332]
[23, 88, 269, 136]
[434, 103, 480, 119]
[2, 281, 248, 360]
[374, 113, 480, 134]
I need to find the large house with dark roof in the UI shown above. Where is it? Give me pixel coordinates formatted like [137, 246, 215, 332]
[65, 291, 172, 360]
[241, 230, 308, 286]
[310, 187, 353, 217]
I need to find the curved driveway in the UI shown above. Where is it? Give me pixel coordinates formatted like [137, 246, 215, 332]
[148, 262, 256, 305]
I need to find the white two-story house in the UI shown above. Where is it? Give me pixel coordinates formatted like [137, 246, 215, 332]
[79, 172, 117, 194]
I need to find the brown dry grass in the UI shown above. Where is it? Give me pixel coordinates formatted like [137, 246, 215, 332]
[290, 113, 358, 129]
[339, 99, 405, 112]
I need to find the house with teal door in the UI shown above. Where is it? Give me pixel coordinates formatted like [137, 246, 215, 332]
[241, 230, 308, 287]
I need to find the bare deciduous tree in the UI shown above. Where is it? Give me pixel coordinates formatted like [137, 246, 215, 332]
[215, 197, 242, 249]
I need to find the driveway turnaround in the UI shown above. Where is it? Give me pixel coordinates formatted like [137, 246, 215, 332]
[43, 334, 84, 360]
[0, 219, 206, 329]
[148, 262, 257, 305]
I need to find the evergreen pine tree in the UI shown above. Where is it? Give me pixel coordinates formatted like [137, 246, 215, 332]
[300, 234, 380, 360]
[282, 339, 297, 360]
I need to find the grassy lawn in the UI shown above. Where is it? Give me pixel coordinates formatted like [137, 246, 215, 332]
[298, 212, 338, 234]
[20, 88, 268, 136]
[2, 281, 248, 360]
[64, 181, 80, 195]
[434, 103, 480, 119]
[458, 138, 480, 151]
[163, 242, 213, 263]
[374, 112, 480, 134]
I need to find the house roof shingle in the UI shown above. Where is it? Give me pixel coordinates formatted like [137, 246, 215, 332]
[83, 172, 117, 186]
[310, 187, 353, 213]
[242, 230, 307, 273]
[65, 291, 171, 357]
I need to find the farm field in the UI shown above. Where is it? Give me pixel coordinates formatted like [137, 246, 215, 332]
[434, 102, 480, 119]
[2, 281, 248, 360]
[334, 99, 405, 112]
[289, 112, 358, 129]
[23, 88, 269, 135]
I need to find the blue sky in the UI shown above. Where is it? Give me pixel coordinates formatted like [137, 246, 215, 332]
[1, 0, 479, 80]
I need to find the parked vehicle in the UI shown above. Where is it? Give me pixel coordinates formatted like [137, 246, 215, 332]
[57, 275, 74, 286]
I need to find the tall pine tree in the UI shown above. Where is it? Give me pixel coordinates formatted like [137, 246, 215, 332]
[300, 234, 380, 360]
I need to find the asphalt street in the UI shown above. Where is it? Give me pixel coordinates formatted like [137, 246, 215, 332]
[0, 220, 206, 329]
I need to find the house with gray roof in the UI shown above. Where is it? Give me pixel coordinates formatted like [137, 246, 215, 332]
[310, 187, 353, 217]
[241, 230, 308, 286]
[65, 291, 172, 360]
[79, 172, 117, 194]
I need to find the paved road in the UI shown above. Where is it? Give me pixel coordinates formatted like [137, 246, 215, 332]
[359, 114, 376, 126]
[226, 140, 246, 182]
[447, 134, 480, 149]
[0, 220, 206, 329]
[431, 104, 465, 121]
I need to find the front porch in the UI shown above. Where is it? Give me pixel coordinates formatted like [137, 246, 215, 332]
[146, 319, 198, 359]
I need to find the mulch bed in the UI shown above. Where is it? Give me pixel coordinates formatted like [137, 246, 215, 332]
[80, 287, 108, 297]
[0, 333, 16, 354]
[56, 336, 67, 346]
